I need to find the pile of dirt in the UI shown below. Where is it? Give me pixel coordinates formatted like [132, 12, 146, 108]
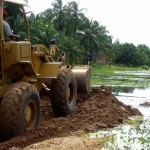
[0, 86, 142, 150]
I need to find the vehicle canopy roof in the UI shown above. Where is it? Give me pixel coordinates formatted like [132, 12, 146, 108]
[1, 0, 28, 6]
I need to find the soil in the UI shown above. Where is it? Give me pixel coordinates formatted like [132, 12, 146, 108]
[0, 86, 142, 150]
[140, 101, 150, 107]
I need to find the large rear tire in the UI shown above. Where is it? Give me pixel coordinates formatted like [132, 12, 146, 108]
[0, 82, 40, 139]
[50, 67, 77, 116]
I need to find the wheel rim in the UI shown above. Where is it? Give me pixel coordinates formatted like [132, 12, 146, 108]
[68, 82, 74, 104]
[23, 100, 36, 130]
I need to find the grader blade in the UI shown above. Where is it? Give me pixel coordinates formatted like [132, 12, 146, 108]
[72, 66, 91, 93]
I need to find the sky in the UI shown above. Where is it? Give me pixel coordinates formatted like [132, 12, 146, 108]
[28, 0, 150, 47]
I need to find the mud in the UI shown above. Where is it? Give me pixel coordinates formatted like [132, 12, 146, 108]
[140, 101, 150, 107]
[0, 86, 142, 150]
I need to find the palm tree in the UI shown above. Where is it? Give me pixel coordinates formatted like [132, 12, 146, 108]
[77, 16, 92, 32]
[4, 2, 26, 36]
[64, 1, 87, 38]
[90, 21, 113, 64]
[38, 8, 53, 25]
[30, 16, 57, 46]
[13, 15, 27, 40]
[60, 37, 83, 65]
[78, 29, 100, 65]
[51, 0, 65, 31]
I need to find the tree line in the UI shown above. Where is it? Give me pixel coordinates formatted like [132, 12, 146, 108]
[5, 0, 150, 66]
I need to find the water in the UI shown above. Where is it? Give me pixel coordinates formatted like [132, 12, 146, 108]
[89, 87, 150, 150]
[110, 87, 150, 149]
[93, 70, 150, 88]
[111, 87, 150, 118]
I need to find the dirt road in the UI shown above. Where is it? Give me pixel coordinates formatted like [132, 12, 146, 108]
[0, 86, 142, 150]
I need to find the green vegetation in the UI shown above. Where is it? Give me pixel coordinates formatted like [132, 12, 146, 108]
[91, 64, 150, 88]
[91, 64, 142, 74]
[89, 117, 150, 149]
[105, 117, 150, 149]
[4, 0, 150, 66]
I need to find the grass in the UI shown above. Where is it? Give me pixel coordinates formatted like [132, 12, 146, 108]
[91, 64, 150, 88]
[91, 64, 142, 74]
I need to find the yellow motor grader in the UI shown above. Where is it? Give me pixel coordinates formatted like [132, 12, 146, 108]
[0, 0, 91, 139]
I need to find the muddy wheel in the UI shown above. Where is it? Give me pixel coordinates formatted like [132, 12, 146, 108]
[50, 67, 77, 116]
[0, 82, 40, 139]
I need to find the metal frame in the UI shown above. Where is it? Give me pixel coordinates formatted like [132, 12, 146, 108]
[2, 0, 28, 6]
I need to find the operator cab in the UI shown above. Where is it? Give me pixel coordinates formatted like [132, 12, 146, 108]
[0, 0, 30, 85]
[2, 1, 30, 41]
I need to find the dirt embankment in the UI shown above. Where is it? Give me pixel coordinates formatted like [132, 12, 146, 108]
[0, 86, 142, 150]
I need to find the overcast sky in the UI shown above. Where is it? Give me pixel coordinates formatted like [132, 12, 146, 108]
[28, 0, 150, 47]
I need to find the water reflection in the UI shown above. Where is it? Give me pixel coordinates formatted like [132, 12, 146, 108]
[109, 86, 135, 94]
[109, 86, 150, 118]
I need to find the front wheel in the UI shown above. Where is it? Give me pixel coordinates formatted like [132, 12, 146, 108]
[50, 67, 77, 116]
[0, 82, 40, 139]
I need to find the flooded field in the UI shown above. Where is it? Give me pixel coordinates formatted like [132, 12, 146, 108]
[91, 69, 150, 150]
[92, 70, 150, 117]
[92, 70, 150, 88]
[113, 87, 150, 118]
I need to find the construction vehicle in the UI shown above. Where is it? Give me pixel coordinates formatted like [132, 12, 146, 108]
[0, 0, 91, 139]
